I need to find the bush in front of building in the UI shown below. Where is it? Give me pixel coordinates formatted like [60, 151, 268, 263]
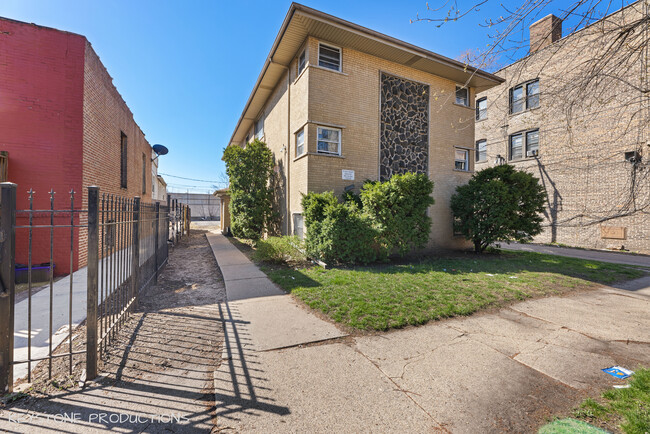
[450, 164, 546, 253]
[305, 199, 381, 264]
[252, 236, 306, 263]
[302, 173, 435, 264]
[360, 173, 435, 256]
[223, 139, 274, 240]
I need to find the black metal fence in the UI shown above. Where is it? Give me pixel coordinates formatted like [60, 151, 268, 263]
[0, 183, 189, 394]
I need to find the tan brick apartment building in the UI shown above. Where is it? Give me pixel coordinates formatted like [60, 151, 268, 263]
[0, 17, 156, 272]
[475, 1, 650, 253]
[226, 3, 502, 250]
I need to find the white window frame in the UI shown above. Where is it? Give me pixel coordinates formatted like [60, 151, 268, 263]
[296, 128, 305, 157]
[455, 85, 469, 107]
[454, 148, 469, 171]
[254, 117, 264, 140]
[318, 42, 342, 72]
[297, 48, 307, 75]
[316, 126, 341, 155]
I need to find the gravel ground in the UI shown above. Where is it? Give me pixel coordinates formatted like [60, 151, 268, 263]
[1, 229, 226, 433]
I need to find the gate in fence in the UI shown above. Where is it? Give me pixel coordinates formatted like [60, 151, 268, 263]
[0, 183, 189, 394]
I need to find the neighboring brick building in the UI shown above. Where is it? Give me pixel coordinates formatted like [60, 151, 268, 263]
[0, 17, 155, 273]
[475, 1, 649, 253]
[226, 4, 502, 250]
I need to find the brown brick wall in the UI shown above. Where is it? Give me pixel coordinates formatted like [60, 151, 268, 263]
[80, 42, 153, 265]
[247, 35, 479, 250]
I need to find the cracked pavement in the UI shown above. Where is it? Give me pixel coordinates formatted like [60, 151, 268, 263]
[214, 277, 650, 433]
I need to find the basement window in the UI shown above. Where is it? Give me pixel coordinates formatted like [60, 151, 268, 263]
[455, 86, 469, 107]
[318, 43, 341, 72]
[454, 148, 469, 171]
[293, 213, 304, 239]
[317, 126, 341, 155]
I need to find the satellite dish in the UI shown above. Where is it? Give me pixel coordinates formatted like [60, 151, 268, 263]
[152, 144, 169, 156]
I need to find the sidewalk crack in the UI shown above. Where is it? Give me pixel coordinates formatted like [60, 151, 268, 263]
[353, 345, 452, 433]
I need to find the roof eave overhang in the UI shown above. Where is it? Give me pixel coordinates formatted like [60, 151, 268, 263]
[226, 2, 504, 148]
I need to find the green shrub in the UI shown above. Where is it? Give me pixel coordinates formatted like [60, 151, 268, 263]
[302, 191, 339, 228]
[307, 203, 380, 264]
[341, 189, 362, 209]
[360, 172, 435, 256]
[450, 164, 546, 252]
[252, 236, 306, 263]
[223, 139, 274, 240]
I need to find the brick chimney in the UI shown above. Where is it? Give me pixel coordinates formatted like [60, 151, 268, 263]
[529, 14, 563, 53]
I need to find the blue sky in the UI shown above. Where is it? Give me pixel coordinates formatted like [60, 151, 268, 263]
[2, 0, 627, 193]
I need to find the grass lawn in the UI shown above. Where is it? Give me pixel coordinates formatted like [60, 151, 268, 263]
[540, 367, 650, 433]
[261, 251, 646, 331]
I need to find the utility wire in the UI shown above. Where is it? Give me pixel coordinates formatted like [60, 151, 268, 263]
[159, 172, 228, 184]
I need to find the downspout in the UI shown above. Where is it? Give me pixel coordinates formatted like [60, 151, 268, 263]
[286, 68, 291, 236]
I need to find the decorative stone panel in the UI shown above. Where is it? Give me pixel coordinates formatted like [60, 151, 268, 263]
[379, 73, 429, 181]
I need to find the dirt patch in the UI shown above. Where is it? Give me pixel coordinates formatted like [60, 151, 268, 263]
[2, 229, 226, 432]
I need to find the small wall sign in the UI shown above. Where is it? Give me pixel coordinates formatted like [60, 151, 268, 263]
[342, 169, 355, 181]
[600, 226, 626, 240]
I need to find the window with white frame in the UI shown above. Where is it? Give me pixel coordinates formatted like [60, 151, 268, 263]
[476, 97, 487, 120]
[318, 43, 341, 71]
[297, 49, 307, 75]
[476, 139, 487, 162]
[317, 126, 340, 155]
[510, 79, 539, 113]
[254, 117, 264, 140]
[455, 86, 469, 106]
[509, 128, 539, 160]
[454, 148, 469, 171]
[296, 128, 305, 157]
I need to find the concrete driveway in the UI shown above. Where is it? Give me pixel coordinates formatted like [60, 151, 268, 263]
[500, 242, 650, 267]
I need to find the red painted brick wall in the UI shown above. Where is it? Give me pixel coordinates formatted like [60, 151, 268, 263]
[0, 18, 86, 275]
[0, 18, 154, 276]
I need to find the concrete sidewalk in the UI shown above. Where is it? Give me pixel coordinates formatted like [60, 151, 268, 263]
[501, 242, 650, 267]
[207, 234, 650, 433]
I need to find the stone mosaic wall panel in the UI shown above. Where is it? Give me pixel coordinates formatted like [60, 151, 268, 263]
[380, 73, 429, 181]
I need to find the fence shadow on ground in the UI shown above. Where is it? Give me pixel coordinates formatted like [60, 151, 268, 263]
[212, 301, 290, 428]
